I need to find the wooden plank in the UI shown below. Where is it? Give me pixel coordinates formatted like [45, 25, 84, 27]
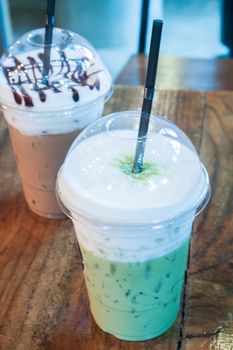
[181, 91, 233, 349]
[0, 87, 210, 349]
[116, 55, 233, 91]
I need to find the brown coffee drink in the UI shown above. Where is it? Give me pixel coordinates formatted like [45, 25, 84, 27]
[0, 28, 112, 218]
[9, 125, 80, 218]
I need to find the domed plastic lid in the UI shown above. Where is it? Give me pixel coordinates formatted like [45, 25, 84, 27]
[57, 111, 211, 224]
[0, 28, 112, 110]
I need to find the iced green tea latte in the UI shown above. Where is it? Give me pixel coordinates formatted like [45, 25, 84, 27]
[57, 111, 210, 340]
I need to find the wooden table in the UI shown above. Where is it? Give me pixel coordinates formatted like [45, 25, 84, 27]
[116, 55, 233, 90]
[0, 86, 233, 349]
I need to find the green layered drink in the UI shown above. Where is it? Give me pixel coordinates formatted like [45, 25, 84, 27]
[57, 111, 210, 340]
[80, 238, 189, 340]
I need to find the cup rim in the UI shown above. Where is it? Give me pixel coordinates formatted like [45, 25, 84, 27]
[0, 83, 113, 113]
[56, 163, 211, 227]
[55, 110, 211, 225]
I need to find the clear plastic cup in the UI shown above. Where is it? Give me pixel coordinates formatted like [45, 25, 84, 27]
[0, 27, 112, 218]
[56, 111, 211, 340]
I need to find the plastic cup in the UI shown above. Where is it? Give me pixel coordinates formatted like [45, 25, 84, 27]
[0, 27, 112, 218]
[56, 111, 211, 340]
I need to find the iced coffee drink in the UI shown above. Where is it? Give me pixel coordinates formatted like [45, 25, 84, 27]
[57, 111, 210, 340]
[0, 28, 112, 218]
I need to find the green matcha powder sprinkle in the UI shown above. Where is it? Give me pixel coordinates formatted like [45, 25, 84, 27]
[114, 155, 161, 181]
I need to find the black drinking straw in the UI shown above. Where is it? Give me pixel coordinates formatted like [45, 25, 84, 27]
[132, 19, 163, 173]
[42, 0, 56, 85]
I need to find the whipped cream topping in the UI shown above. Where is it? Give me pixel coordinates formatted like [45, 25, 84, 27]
[58, 130, 207, 223]
[0, 28, 112, 134]
[0, 46, 111, 110]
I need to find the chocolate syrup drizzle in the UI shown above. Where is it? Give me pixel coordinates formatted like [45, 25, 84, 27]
[2, 51, 102, 107]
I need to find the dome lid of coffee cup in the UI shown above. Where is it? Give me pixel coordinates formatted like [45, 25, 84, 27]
[0, 27, 112, 111]
[57, 111, 211, 224]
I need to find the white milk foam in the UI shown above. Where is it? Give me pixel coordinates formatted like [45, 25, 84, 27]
[73, 215, 193, 263]
[2, 99, 105, 135]
[58, 129, 205, 261]
[0, 46, 112, 134]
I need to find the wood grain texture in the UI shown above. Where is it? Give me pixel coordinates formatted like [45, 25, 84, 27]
[0, 87, 232, 349]
[181, 91, 233, 349]
[116, 55, 233, 91]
